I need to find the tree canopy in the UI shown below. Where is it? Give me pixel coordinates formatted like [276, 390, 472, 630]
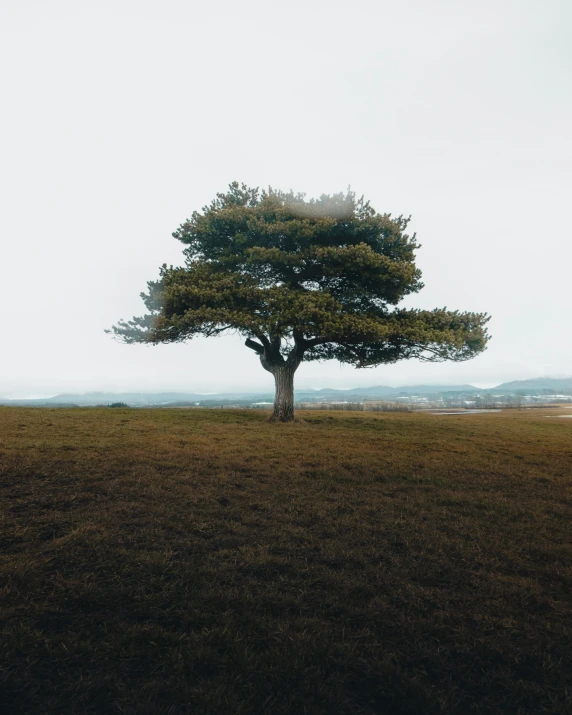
[109, 182, 490, 420]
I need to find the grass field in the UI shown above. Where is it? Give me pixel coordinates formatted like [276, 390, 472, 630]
[1, 406, 571, 714]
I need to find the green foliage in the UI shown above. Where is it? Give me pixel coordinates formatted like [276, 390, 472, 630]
[109, 182, 490, 368]
[108, 402, 129, 408]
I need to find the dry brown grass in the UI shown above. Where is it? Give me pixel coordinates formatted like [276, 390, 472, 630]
[1, 406, 571, 714]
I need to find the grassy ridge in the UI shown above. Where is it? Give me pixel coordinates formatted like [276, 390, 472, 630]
[1, 407, 571, 714]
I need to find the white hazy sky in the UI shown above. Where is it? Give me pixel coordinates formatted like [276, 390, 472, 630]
[1, 0, 571, 397]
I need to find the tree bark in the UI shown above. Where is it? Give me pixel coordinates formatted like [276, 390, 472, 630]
[245, 336, 303, 422]
[269, 366, 296, 422]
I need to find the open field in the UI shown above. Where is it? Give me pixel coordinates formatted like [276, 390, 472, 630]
[1, 406, 571, 714]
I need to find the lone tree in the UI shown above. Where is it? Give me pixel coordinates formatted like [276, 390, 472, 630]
[109, 183, 490, 421]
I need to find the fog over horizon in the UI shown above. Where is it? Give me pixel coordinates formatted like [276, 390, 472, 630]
[1, 1, 571, 400]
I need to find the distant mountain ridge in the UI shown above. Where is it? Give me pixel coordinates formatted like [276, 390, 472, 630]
[0, 386, 482, 406]
[1, 377, 571, 406]
[493, 378, 572, 392]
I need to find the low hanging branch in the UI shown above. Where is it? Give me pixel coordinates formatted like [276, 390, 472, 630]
[245, 338, 264, 355]
[108, 182, 491, 421]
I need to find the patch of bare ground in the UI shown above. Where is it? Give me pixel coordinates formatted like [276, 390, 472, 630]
[0, 406, 571, 714]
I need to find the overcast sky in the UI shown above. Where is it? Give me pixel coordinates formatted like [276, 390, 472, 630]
[1, 0, 570, 397]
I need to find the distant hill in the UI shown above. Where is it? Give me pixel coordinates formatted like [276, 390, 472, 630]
[302, 384, 482, 400]
[0, 391, 275, 407]
[393, 384, 482, 395]
[0, 384, 481, 406]
[493, 377, 572, 393]
[0, 392, 233, 407]
[1, 378, 570, 407]
[310, 385, 396, 398]
[0, 392, 206, 407]
[48, 392, 209, 405]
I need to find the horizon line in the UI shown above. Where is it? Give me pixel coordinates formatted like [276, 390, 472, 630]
[2, 375, 572, 401]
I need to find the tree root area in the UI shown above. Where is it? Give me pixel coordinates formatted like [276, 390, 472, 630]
[267, 414, 304, 423]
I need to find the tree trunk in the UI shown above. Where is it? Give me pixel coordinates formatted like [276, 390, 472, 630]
[270, 366, 296, 422]
[244, 337, 303, 423]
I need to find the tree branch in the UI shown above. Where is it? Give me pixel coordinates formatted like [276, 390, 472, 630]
[245, 338, 264, 354]
[292, 328, 306, 349]
[204, 324, 233, 337]
[254, 332, 271, 350]
[304, 336, 328, 348]
[338, 341, 370, 368]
